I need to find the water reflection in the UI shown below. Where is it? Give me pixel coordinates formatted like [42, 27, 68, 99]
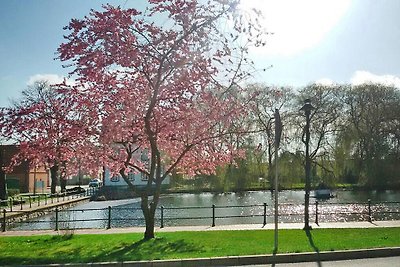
[10, 190, 400, 230]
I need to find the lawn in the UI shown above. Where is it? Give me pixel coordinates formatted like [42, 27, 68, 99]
[1, 228, 400, 265]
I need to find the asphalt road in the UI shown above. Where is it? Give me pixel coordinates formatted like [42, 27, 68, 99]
[246, 256, 400, 266]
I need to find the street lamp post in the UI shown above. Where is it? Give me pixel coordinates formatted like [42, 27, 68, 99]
[300, 99, 314, 231]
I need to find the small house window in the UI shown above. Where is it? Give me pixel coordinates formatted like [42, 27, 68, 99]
[141, 172, 148, 181]
[128, 172, 135, 181]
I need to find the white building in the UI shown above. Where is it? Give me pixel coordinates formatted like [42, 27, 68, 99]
[103, 168, 170, 188]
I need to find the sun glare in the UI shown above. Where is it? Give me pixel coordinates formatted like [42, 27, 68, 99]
[239, 0, 352, 56]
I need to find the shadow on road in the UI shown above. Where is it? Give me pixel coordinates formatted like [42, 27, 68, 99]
[271, 247, 278, 267]
[269, 230, 322, 267]
[305, 229, 322, 267]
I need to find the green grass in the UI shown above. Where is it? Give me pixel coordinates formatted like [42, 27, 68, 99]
[1, 228, 400, 265]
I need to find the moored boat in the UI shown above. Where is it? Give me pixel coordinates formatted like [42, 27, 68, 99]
[314, 182, 333, 199]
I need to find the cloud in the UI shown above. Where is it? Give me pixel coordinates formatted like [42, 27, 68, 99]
[27, 74, 75, 86]
[350, 71, 400, 88]
[314, 78, 336, 86]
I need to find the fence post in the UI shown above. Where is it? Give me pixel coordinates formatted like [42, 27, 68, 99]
[212, 204, 216, 227]
[38, 196, 40, 207]
[45, 194, 47, 205]
[315, 200, 319, 225]
[160, 206, 164, 228]
[107, 206, 111, 229]
[2, 209, 6, 232]
[368, 199, 372, 222]
[29, 196, 32, 208]
[263, 203, 267, 226]
[55, 208, 59, 231]
[20, 197, 23, 210]
[9, 198, 13, 212]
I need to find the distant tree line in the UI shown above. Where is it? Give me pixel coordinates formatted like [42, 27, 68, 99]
[181, 83, 400, 191]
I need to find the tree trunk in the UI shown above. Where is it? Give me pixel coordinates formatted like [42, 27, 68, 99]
[140, 179, 164, 240]
[60, 178, 67, 192]
[144, 211, 156, 240]
[50, 164, 59, 194]
[141, 193, 157, 240]
[0, 170, 6, 200]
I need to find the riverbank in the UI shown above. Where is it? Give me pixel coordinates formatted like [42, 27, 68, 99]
[165, 183, 400, 194]
[1, 223, 400, 266]
[93, 183, 400, 202]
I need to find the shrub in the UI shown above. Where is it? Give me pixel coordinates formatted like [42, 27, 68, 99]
[7, 189, 20, 197]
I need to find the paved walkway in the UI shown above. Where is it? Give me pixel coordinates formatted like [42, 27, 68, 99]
[1, 220, 400, 236]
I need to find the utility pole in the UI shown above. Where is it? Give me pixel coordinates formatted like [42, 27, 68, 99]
[274, 109, 282, 252]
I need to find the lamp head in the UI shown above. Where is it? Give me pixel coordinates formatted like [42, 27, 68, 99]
[300, 98, 315, 113]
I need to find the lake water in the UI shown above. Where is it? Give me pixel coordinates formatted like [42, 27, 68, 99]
[11, 190, 400, 230]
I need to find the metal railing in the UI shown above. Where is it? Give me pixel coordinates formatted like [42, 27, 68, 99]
[0, 187, 98, 212]
[2, 199, 400, 232]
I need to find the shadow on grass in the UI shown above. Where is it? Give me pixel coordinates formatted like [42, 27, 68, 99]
[93, 237, 205, 262]
[305, 229, 322, 267]
[51, 233, 74, 241]
[1, 235, 204, 265]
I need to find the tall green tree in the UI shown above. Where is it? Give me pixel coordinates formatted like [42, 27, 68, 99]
[291, 84, 344, 183]
[344, 83, 400, 187]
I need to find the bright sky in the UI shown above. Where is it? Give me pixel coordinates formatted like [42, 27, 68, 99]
[241, 0, 352, 56]
[1, 0, 400, 107]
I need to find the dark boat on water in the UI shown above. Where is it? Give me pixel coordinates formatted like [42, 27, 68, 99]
[314, 182, 333, 199]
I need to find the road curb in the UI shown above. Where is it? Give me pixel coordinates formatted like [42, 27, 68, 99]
[14, 247, 400, 267]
